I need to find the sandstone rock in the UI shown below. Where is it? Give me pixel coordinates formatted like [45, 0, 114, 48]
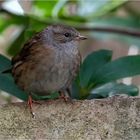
[0, 96, 140, 140]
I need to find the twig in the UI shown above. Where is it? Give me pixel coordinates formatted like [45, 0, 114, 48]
[76, 26, 140, 38]
[1, 7, 140, 38]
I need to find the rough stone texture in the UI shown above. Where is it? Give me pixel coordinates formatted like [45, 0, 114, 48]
[0, 96, 140, 140]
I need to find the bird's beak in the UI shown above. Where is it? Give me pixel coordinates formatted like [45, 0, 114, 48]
[76, 35, 87, 40]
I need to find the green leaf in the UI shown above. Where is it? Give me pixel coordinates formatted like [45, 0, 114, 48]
[0, 17, 10, 33]
[88, 82, 139, 99]
[79, 49, 112, 87]
[33, 0, 59, 17]
[0, 74, 28, 101]
[89, 16, 140, 46]
[32, 92, 59, 100]
[71, 80, 81, 99]
[0, 9, 29, 27]
[0, 54, 11, 73]
[51, 0, 68, 18]
[91, 55, 140, 85]
[91, 16, 140, 29]
[0, 55, 27, 101]
[7, 27, 26, 56]
[78, 0, 128, 18]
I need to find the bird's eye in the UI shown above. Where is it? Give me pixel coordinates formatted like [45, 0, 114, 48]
[64, 33, 71, 37]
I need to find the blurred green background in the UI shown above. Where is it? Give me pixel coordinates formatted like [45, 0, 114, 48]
[1, 0, 140, 103]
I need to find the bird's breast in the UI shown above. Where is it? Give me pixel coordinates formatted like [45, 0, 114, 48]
[46, 45, 79, 89]
[20, 45, 80, 95]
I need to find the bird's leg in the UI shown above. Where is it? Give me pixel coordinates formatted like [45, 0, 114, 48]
[27, 95, 35, 118]
[66, 87, 71, 98]
[59, 88, 73, 103]
[66, 88, 73, 103]
[27, 95, 41, 118]
[59, 91, 69, 102]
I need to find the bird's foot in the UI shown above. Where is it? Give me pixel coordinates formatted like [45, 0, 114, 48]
[59, 94, 69, 102]
[59, 92, 73, 104]
[27, 95, 41, 118]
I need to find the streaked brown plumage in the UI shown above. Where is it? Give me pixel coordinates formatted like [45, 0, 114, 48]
[11, 24, 86, 116]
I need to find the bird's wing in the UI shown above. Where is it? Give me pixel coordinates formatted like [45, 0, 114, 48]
[2, 32, 44, 74]
[12, 31, 44, 66]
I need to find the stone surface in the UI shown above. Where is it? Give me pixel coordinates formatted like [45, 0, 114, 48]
[0, 96, 140, 140]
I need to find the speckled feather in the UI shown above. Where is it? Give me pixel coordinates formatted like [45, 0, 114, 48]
[12, 24, 85, 97]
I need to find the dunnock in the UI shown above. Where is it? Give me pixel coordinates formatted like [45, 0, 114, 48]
[11, 24, 86, 116]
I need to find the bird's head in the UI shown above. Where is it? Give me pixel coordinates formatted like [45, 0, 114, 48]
[47, 24, 87, 44]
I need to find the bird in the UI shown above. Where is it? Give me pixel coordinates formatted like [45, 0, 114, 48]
[11, 24, 87, 117]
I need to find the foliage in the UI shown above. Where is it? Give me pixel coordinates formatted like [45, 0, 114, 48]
[72, 50, 139, 99]
[0, 50, 139, 101]
[0, 0, 140, 100]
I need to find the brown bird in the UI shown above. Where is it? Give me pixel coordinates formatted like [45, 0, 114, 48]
[11, 24, 87, 117]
